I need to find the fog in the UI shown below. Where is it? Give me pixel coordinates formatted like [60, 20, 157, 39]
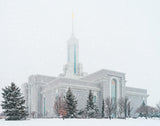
[0, 0, 160, 111]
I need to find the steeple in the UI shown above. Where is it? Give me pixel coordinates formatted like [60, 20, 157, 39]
[60, 12, 87, 79]
[72, 11, 74, 35]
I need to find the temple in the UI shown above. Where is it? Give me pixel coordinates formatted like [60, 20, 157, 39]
[22, 14, 148, 118]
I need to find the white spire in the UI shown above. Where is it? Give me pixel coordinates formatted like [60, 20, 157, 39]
[72, 12, 74, 35]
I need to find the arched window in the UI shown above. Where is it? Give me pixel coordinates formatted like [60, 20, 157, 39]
[111, 79, 117, 102]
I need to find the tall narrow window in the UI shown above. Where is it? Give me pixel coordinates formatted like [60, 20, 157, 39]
[111, 79, 117, 104]
[74, 45, 76, 74]
[68, 47, 70, 62]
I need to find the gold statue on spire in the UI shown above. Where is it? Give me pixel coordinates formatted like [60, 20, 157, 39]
[72, 12, 74, 19]
[72, 11, 74, 35]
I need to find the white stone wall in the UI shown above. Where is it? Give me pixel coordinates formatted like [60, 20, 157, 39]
[21, 69, 148, 118]
[42, 83, 101, 118]
[126, 87, 148, 117]
[21, 83, 29, 112]
[24, 75, 56, 117]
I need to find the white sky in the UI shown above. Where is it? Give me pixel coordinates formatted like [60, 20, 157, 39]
[0, 0, 160, 111]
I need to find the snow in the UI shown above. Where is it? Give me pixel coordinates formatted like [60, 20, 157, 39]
[0, 118, 159, 126]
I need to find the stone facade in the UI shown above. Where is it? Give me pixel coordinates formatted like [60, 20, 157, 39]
[22, 69, 148, 118]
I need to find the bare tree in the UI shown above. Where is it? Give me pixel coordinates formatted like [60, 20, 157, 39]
[136, 101, 160, 119]
[156, 102, 160, 111]
[0, 112, 4, 119]
[127, 101, 133, 118]
[54, 97, 59, 116]
[149, 106, 159, 118]
[118, 98, 125, 118]
[54, 94, 67, 118]
[117, 97, 131, 118]
[124, 97, 129, 119]
[136, 101, 149, 119]
[105, 97, 116, 119]
[31, 111, 37, 118]
[156, 102, 160, 117]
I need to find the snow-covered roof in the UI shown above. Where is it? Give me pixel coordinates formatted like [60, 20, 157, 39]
[126, 86, 147, 94]
[81, 69, 125, 82]
[126, 86, 148, 97]
[47, 77, 97, 86]
[41, 77, 100, 92]
[28, 74, 57, 83]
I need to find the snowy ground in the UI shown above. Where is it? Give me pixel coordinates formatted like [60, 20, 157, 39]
[0, 118, 159, 126]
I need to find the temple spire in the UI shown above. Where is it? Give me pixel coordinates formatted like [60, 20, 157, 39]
[72, 12, 74, 35]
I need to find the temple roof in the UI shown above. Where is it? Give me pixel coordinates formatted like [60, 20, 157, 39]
[41, 77, 100, 93]
[81, 69, 125, 82]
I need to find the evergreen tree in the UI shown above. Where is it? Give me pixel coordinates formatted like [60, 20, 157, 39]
[86, 90, 98, 118]
[1, 82, 28, 120]
[102, 99, 105, 118]
[65, 88, 77, 118]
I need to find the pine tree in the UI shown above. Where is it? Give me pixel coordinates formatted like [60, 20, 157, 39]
[86, 90, 98, 118]
[65, 88, 77, 118]
[1, 82, 28, 120]
[102, 99, 105, 118]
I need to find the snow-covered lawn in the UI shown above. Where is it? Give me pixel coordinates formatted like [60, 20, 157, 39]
[0, 118, 159, 126]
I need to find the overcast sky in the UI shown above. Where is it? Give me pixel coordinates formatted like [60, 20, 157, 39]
[0, 0, 160, 111]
